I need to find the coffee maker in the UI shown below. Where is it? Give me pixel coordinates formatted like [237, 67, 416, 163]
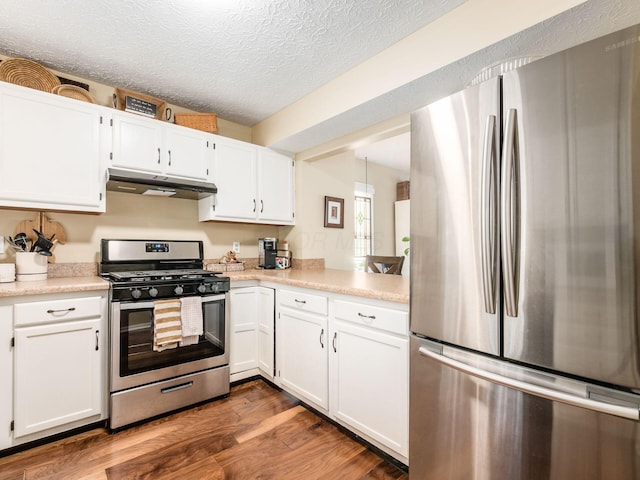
[258, 238, 277, 269]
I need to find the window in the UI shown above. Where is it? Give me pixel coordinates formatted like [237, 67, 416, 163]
[354, 183, 374, 271]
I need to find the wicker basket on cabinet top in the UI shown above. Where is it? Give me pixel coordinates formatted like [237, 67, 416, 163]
[174, 113, 218, 133]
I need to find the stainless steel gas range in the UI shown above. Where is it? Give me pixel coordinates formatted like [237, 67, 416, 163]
[99, 239, 230, 430]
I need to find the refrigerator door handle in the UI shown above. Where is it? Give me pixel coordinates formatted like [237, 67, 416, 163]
[481, 114, 498, 314]
[500, 108, 520, 317]
[418, 345, 640, 420]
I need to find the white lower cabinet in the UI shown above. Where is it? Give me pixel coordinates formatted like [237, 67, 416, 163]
[273, 287, 408, 462]
[276, 289, 329, 411]
[1, 292, 108, 449]
[14, 317, 102, 437]
[331, 300, 409, 460]
[0, 305, 13, 450]
[229, 286, 274, 381]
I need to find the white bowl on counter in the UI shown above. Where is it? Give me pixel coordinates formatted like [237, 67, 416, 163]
[0, 263, 16, 283]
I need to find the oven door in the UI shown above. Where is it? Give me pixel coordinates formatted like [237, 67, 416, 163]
[110, 293, 229, 392]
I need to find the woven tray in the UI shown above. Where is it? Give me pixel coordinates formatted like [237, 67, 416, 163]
[174, 113, 218, 133]
[52, 84, 97, 103]
[0, 58, 60, 92]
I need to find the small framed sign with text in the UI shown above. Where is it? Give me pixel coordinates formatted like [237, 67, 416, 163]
[324, 196, 344, 228]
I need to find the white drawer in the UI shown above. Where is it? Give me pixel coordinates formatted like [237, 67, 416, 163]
[14, 296, 103, 326]
[333, 299, 408, 335]
[278, 289, 327, 316]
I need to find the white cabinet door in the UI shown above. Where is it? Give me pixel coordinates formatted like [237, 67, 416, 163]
[257, 149, 295, 224]
[207, 136, 257, 221]
[277, 307, 328, 410]
[0, 83, 105, 212]
[230, 286, 274, 377]
[0, 305, 12, 450]
[229, 288, 259, 374]
[111, 111, 164, 174]
[331, 319, 409, 457]
[257, 287, 275, 378]
[163, 122, 212, 180]
[14, 318, 102, 438]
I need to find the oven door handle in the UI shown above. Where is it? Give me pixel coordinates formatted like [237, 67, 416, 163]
[116, 294, 227, 310]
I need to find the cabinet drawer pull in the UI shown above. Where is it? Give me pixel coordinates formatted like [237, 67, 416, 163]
[46, 307, 76, 314]
[358, 312, 376, 320]
[294, 299, 307, 305]
[253, 199, 256, 212]
[320, 328, 324, 349]
[168, 149, 172, 166]
[260, 200, 264, 213]
[157, 147, 161, 164]
[95, 330, 99, 351]
[333, 332, 337, 352]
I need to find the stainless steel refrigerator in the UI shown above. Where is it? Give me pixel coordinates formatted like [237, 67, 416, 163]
[410, 24, 640, 479]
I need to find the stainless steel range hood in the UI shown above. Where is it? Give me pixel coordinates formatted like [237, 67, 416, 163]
[107, 168, 217, 200]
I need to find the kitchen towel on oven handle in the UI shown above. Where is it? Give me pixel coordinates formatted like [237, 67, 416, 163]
[179, 296, 203, 346]
[153, 299, 182, 351]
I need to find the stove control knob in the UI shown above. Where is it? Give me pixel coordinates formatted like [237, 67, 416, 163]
[174, 285, 184, 296]
[197, 284, 207, 294]
[131, 288, 142, 300]
[149, 287, 159, 298]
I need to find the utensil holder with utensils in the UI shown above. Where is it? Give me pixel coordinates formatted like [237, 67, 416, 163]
[15, 252, 47, 281]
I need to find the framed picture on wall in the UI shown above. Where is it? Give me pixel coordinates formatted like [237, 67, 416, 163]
[324, 196, 344, 228]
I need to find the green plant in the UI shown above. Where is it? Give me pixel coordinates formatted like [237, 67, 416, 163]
[402, 236, 410, 256]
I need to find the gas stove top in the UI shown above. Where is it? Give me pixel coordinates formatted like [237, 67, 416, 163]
[108, 268, 218, 283]
[100, 239, 230, 301]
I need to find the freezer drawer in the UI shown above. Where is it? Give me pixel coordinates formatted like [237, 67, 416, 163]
[410, 337, 640, 480]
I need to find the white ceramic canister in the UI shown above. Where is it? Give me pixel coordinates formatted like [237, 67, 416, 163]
[15, 252, 48, 281]
[0, 263, 16, 283]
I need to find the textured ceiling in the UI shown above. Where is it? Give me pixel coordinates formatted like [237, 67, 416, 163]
[0, 0, 639, 158]
[278, 0, 640, 161]
[0, 0, 464, 126]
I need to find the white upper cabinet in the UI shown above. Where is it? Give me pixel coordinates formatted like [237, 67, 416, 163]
[110, 110, 212, 181]
[0, 82, 106, 212]
[199, 135, 295, 225]
[110, 111, 164, 174]
[257, 149, 295, 224]
[204, 135, 258, 221]
[163, 122, 211, 181]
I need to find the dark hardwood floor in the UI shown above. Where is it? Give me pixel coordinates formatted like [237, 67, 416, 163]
[0, 379, 408, 479]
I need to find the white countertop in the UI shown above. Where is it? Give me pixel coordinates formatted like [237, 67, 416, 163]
[225, 268, 409, 304]
[0, 268, 409, 304]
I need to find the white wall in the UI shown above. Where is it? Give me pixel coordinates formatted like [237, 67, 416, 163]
[282, 151, 405, 270]
[0, 192, 278, 264]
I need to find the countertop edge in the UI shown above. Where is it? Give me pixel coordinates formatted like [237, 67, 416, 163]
[225, 270, 410, 304]
[0, 270, 409, 305]
[0, 276, 110, 298]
